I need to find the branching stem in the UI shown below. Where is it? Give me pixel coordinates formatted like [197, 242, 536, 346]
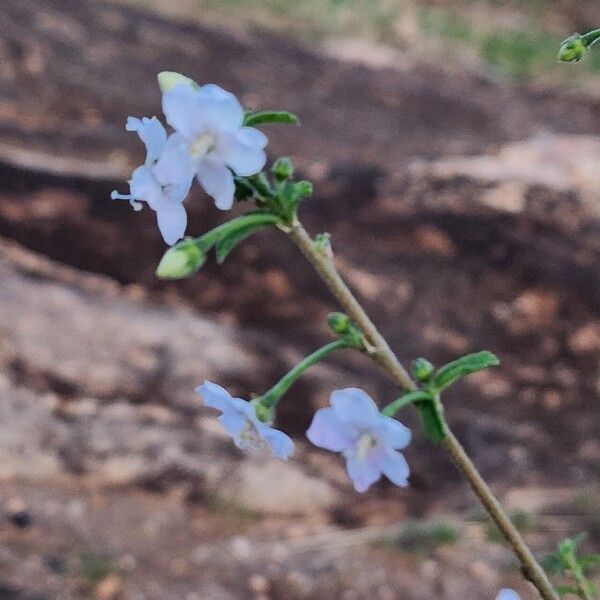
[286, 218, 559, 600]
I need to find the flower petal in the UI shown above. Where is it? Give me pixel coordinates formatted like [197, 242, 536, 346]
[260, 426, 294, 460]
[129, 165, 163, 207]
[373, 447, 410, 487]
[197, 381, 235, 413]
[306, 407, 355, 452]
[377, 416, 412, 450]
[236, 126, 268, 149]
[197, 85, 244, 132]
[162, 84, 204, 138]
[153, 132, 197, 186]
[218, 411, 248, 443]
[196, 157, 235, 209]
[330, 388, 381, 428]
[495, 591, 521, 600]
[127, 116, 167, 164]
[216, 131, 266, 176]
[345, 454, 381, 492]
[156, 202, 187, 246]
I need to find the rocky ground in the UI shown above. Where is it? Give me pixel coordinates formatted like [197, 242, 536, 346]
[0, 1, 598, 598]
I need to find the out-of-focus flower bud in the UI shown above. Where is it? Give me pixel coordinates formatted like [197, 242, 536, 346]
[411, 357, 435, 384]
[272, 156, 294, 181]
[328, 312, 351, 335]
[157, 71, 197, 92]
[156, 240, 205, 279]
[295, 180, 313, 198]
[558, 34, 588, 62]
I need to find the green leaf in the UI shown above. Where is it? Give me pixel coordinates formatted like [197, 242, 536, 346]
[416, 399, 447, 443]
[432, 351, 500, 392]
[580, 554, 600, 571]
[244, 110, 299, 127]
[540, 552, 567, 575]
[554, 585, 579, 598]
[382, 390, 434, 417]
[215, 222, 271, 264]
[559, 533, 587, 559]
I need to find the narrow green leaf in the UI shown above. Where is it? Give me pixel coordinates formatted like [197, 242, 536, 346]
[580, 554, 600, 571]
[244, 110, 299, 127]
[432, 351, 500, 392]
[382, 390, 434, 417]
[554, 585, 579, 598]
[416, 400, 447, 443]
[194, 211, 280, 253]
[571, 532, 588, 552]
[215, 222, 271, 264]
[540, 552, 567, 575]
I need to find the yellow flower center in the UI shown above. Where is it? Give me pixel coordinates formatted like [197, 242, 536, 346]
[191, 133, 216, 158]
[356, 432, 376, 460]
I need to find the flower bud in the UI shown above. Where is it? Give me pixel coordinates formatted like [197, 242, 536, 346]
[157, 71, 197, 92]
[411, 357, 435, 383]
[156, 240, 205, 279]
[558, 34, 588, 63]
[327, 312, 351, 335]
[295, 180, 313, 198]
[272, 156, 294, 180]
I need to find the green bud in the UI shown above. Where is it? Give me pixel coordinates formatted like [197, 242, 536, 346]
[156, 240, 205, 279]
[558, 34, 588, 63]
[272, 157, 294, 180]
[411, 357, 435, 383]
[157, 71, 198, 92]
[252, 398, 274, 424]
[327, 312, 351, 335]
[249, 172, 274, 198]
[295, 180, 313, 198]
[314, 232, 332, 257]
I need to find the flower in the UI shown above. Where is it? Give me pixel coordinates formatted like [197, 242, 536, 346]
[197, 381, 293, 460]
[495, 590, 520, 600]
[306, 388, 411, 492]
[111, 116, 191, 245]
[153, 83, 268, 210]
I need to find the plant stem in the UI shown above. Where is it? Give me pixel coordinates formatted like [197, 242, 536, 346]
[564, 552, 595, 600]
[286, 219, 559, 600]
[259, 338, 351, 409]
[582, 28, 600, 49]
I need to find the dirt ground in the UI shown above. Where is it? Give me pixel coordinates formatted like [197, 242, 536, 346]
[0, 1, 598, 599]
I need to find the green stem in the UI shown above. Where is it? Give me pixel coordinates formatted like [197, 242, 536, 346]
[582, 28, 600, 49]
[565, 553, 595, 600]
[259, 338, 352, 409]
[285, 218, 559, 600]
[382, 390, 433, 417]
[194, 212, 280, 250]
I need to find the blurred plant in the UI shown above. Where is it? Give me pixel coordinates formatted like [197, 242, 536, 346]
[385, 520, 460, 554]
[109, 71, 586, 600]
[485, 510, 534, 544]
[558, 30, 600, 63]
[541, 534, 600, 599]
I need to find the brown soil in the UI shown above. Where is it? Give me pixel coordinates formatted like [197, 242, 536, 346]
[0, 1, 598, 599]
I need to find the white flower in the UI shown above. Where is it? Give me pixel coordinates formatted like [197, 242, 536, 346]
[111, 117, 191, 245]
[495, 590, 520, 600]
[153, 83, 268, 210]
[306, 388, 411, 492]
[197, 381, 294, 460]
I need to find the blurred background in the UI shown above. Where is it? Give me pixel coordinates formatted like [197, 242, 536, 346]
[0, 0, 598, 598]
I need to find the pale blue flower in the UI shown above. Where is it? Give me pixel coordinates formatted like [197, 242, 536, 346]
[111, 116, 191, 245]
[306, 388, 411, 492]
[197, 381, 293, 460]
[153, 84, 267, 210]
[496, 590, 520, 600]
